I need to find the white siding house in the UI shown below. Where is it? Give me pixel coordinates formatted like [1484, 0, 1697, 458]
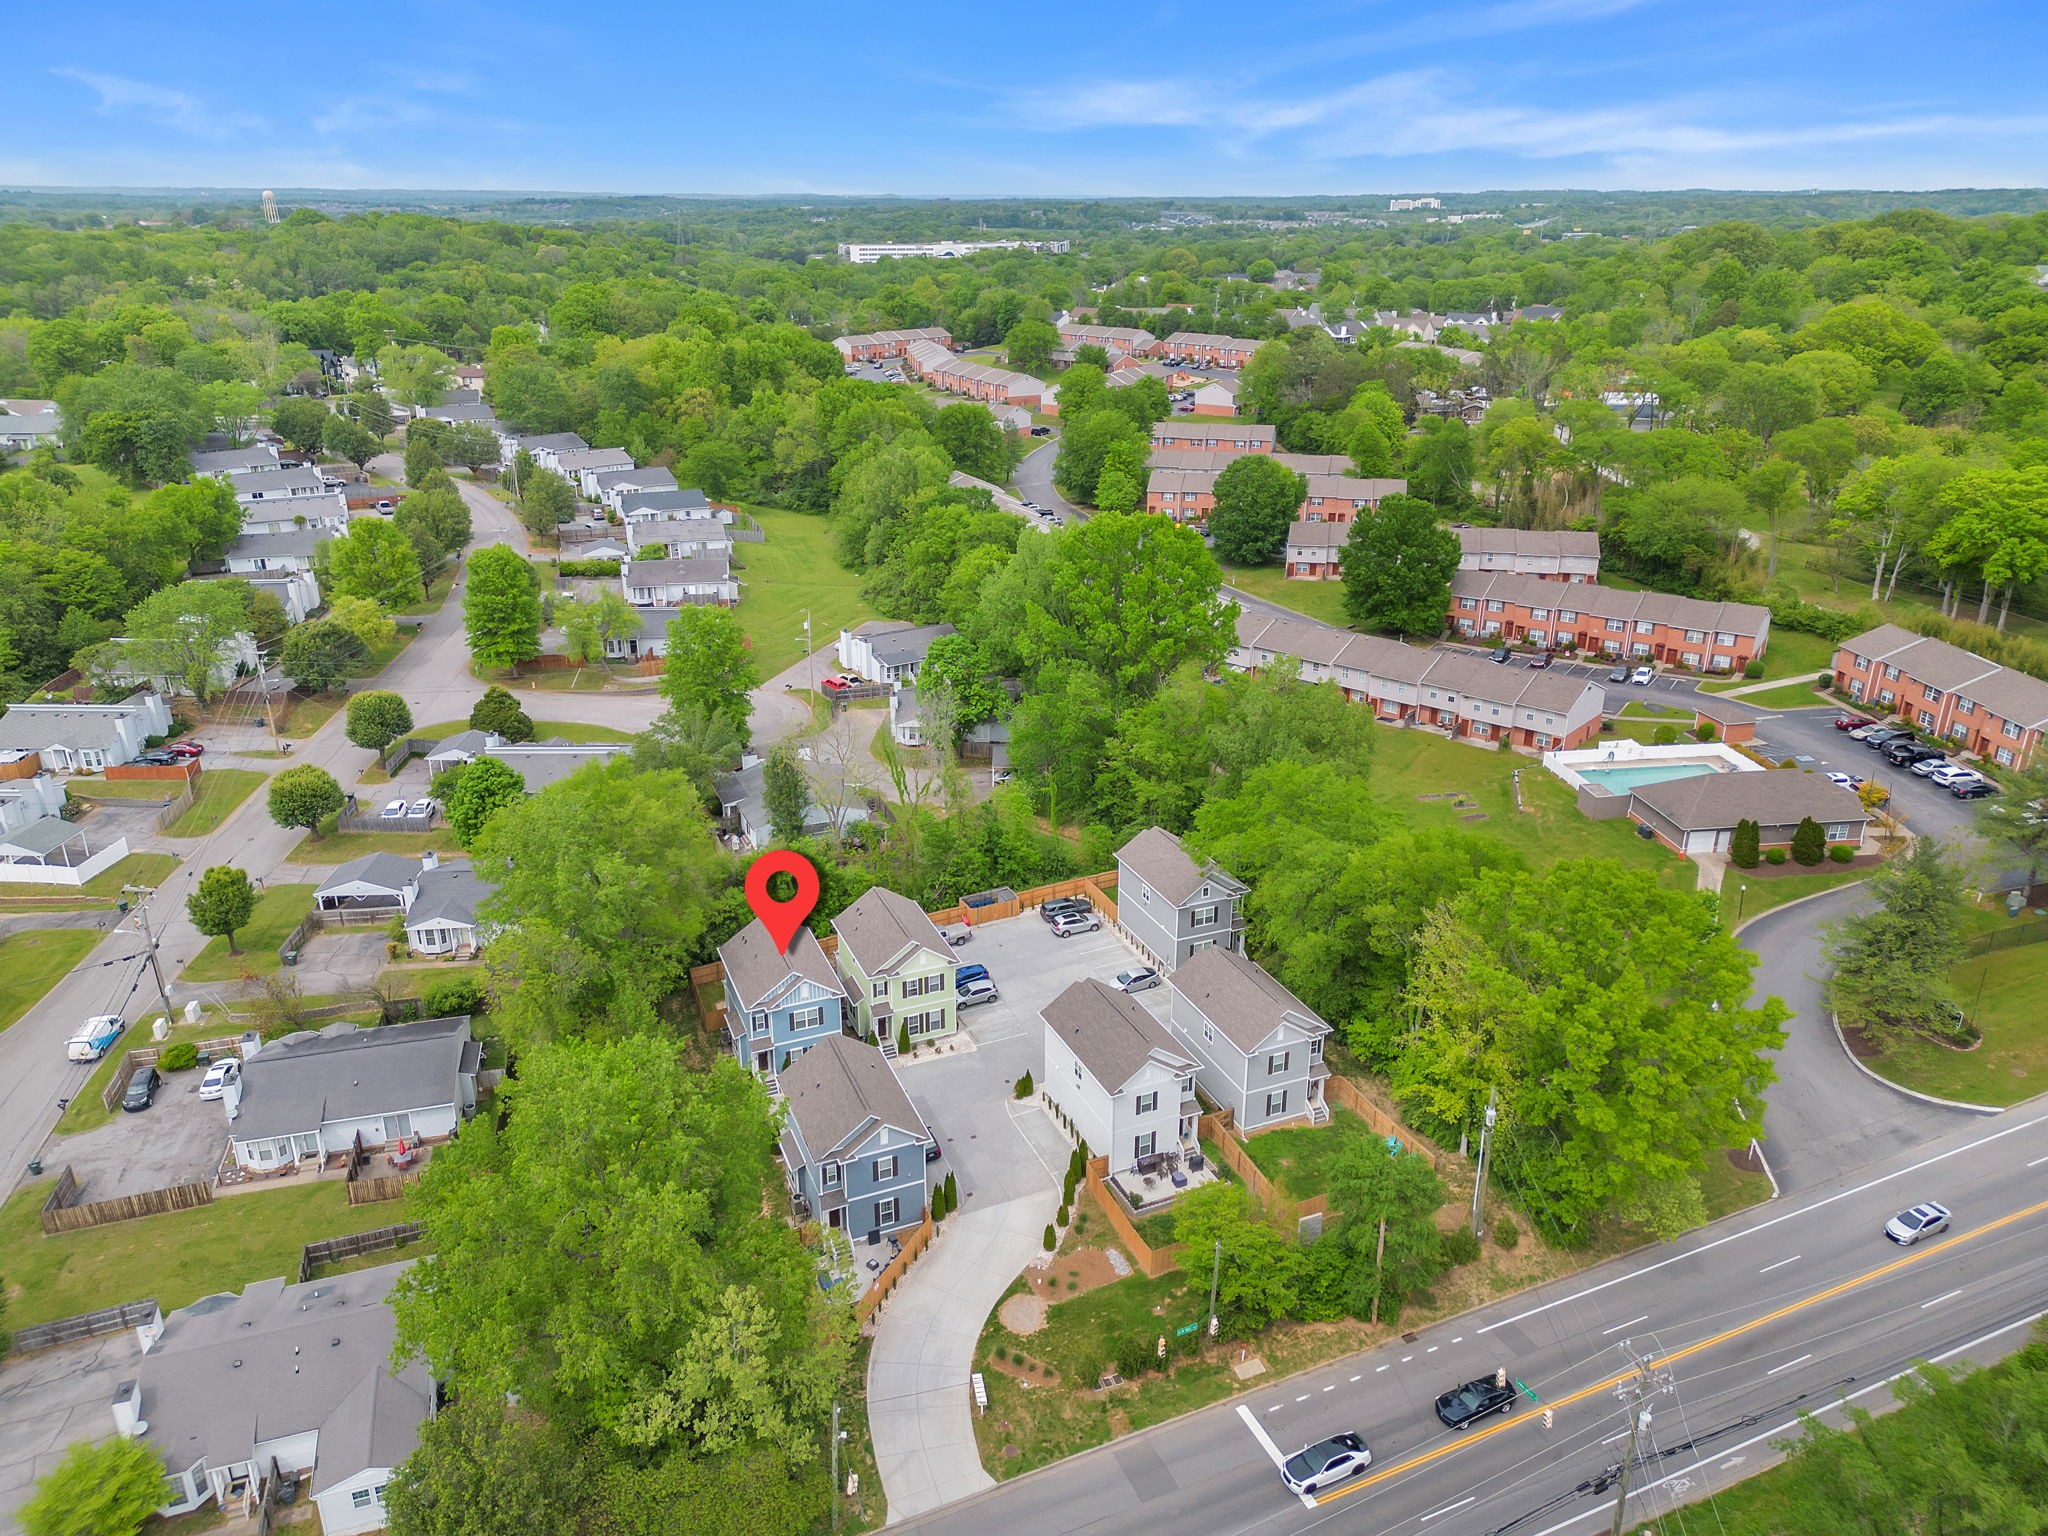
[1041, 979, 1198, 1175]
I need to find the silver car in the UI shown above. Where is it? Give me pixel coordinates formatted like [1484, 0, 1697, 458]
[1281, 1432, 1371, 1496]
[1050, 910, 1102, 938]
[957, 977, 1000, 1008]
[1113, 967, 1161, 993]
[1884, 1201, 1950, 1245]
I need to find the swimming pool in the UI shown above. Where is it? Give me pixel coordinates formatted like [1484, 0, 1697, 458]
[1573, 760, 1725, 793]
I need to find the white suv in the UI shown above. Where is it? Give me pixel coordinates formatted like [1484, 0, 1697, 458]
[1927, 764, 1980, 788]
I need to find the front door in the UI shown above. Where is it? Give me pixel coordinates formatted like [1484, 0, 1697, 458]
[755, 1049, 771, 1074]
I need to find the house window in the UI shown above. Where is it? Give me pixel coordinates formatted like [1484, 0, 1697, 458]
[1136, 1091, 1158, 1115]
[790, 1006, 823, 1033]
[876, 1197, 900, 1227]
[1138, 883, 1151, 904]
[353, 1490, 375, 1510]
[1134, 1131, 1158, 1160]
[1191, 904, 1219, 930]
[1997, 746, 2017, 766]
[1203, 1021, 1215, 1043]
[1560, 610, 1578, 623]
[1606, 618, 1626, 632]
[872, 980, 888, 999]
[1717, 632, 1735, 646]
[1535, 733, 1553, 748]
[1267, 1050, 1291, 1075]
[1487, 600, 1505, 613]
[823, 1162, 841, 1189]
[1917, 710, 1934, 729]
[1685, 629, 1706, 643]
[1924, 688, 1943, 704]
[1265, 1090, 1288, 1118]
[751, 1011, 769, 1036]
[1190, 938, 1216, 953]
[2004, 721, 2023, 739]
[873, 1154, 899, 1182]
[1883, 664, 1901, 681]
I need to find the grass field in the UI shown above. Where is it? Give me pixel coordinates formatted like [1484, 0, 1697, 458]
[163, 768, 267, 836]
[415, 718, 633, 743]
[180, 883, 316, 982]
[278, 693, 343, 738]
[1736, 679, 1835, 711]
[0, 929, 102, 1033]
[66, 777, 178, 801]
[732, 503, 881, 676]
[0, 1178, 419, 1329]
[394, 568, 456, 616]
[351, 626, 417, 676]
[289, 827, 454, 864]
[1862, 941, 2048, 1106]
[0, 851, 181, 911]
[1726, 865, 1869, 928]
[1697, 626, 1837, 688]
[1241, 1109, 1383, 1200]
[1218, 563, 1352, 627]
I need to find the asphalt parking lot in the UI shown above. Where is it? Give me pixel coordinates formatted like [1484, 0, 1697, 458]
[1747, 703, 1986, 849]
[896, 906, 1164, 1213]
[46, 1063, 229, 1200]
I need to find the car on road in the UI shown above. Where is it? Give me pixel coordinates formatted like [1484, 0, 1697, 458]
[1909, 755, 1954, 777]
[1113, 967, 1162, 993]
[1608, 664, 1631, 683]
[1630, 665, 1654, 685]
[1280, 1432, 1372, 1497]
[1050, 909, 1103, 938]
[121, 1066, 161, 1112]
[955, 963, 990, 987]
[409, 797, 435, 818]
[957, 976, 1001, 1007]
[1435, 1375, 1519, 1429]
[164, 741, 205, 758]
[1952, 778, 1998, 799]
[199, 1058, 241, 1101]
[1884, 1201, 1951, 1245]
[1835, 714, 1873, 731]
[380, 798, 409, 819]
[1040, 897, 1092, 923]
[66, 1014, 125, 1062]
[1030, 425, 1053, 436]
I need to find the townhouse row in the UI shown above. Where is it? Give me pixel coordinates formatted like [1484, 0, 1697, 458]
[1147, 469, 1408, 527]
[1285, 524, 1602, 583]
[1449, 571, 1771, 671]
[1055, 322, 1265, 370]
[833, 326, 954, 362]
[1833, 622, 2048, 770]
[899, 338, 1048, 412]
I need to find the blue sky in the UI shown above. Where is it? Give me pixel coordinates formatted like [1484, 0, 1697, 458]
[4, 1, 2044, 196]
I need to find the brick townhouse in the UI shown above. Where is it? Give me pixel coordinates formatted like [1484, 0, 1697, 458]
[1146, 470, 1404, 527]
[1232, 614, 1605, 751]
[833, 327, 953, 363]
[1833, 623, 2048, 770]
[1152, 331, 1263, 368]
[1148, 448, 1353, 476]
[900, 339, 1045, 411]
[1456, 528, 1602, 583]
[1449, 571, 1771, 671]
[1284, 520, 1347, 579]
[1149, 422, 1277, 455]
[1059, 322, 1157, 355]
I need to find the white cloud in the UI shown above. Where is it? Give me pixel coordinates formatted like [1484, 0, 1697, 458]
[49, 68, 263, 140]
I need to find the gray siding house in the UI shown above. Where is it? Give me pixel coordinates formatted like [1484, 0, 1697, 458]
[1168, 946, 1332, 1131]
[1115, 826, 1247, 972]
[778, 1033, 929, 1241]
[718, 918, 850, 1085]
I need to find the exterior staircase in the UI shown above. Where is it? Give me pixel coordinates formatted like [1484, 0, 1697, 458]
[1307, 1096, 1330, 1126]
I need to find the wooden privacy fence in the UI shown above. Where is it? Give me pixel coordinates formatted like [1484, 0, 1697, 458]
[1083, 1154, 1182, 1278]
[298, 1222, 425, 1284]
[1194, 1113, 1331, 1225]
[101, 1034, 243, 1115]
[106, 760, 200, 784]
[10, 1299, 159, 1355]
[40, 1165, 214, 1234]
[1321, 1075, 1441, 1169]
[854, 1212, 934, 1323]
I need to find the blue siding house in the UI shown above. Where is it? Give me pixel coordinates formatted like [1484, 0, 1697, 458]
[718, 919, 850, 1086]
[778, 1033, 929, 1243]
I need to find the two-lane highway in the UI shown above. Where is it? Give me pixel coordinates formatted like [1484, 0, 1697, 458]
[894, 1101, 2048, 1536]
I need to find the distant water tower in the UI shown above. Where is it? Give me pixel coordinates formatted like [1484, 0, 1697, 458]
[262, 189, 279, 224]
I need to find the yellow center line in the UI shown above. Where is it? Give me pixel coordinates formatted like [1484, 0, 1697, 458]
[1313, 1195, 2048, 1508]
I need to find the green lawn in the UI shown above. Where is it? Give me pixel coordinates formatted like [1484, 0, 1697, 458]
[1616, 700, 1692, 719]
[162, 768, 267, 836]
[1698, 1143, 1776, 1221]
[415, 718, 633, 743]
[279, 694, 343, 738]
[180, 883, 316, 982]
[0, 929, 102, 1033]
[1217, 563, 1352, 627]
[66, 777, 179, 801]
[732, 503, 881, 676]
[1365, 730, 1699, 892]
[289, 828, 456, 864]
[1862, 941, 2048, 1106]
[394, 568, 456, 616]
[1735, 679, 1836, 711]
[1240, 1108, 1385, 1200]
[0, 1178, 419, 1329]
[1695, 626, 1837, 688]
[1727, 865, 1869, 929]
[0, 851, 181, 911]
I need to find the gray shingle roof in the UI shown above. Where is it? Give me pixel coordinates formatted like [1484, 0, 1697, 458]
[593, 465, 677, 492]
[1629, 769, 1868, 832]
[719, 918, 846, 1012]
[226, 465, 326, 498]
[229, 1015, 472, 1142]
[1043, 978, 1193, 1091]
[1451, 570, 1770, 639]
[1838, 623, 2048, 725]
[623, 555, 733, 586]
[405, 859, 490, 930]
[189, 446, 280, 476]
[1168, 946, 1329, 1054]
[1286, 519, 1349, 550]
[831, 886, 949, 977]
[425, 729, 490, 760]
[866, 621, 955, 669]
[1455, 527, 1601, 560]
[517, 432, 589, 453]
[620, 487, 711, 516]
[1116, 826, 1242, 908]
[482, 743, 629, 792]
[0, 700, 151, 752]
[0, 815, 83, 857]
[229, 526, 334, 561]
[781, 1033, 921, 1157]
[315, 852, 418, 899]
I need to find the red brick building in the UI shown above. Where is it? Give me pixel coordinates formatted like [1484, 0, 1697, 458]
[1151, 331, 1263, 369]
[1149, 422, 1276, 455]
[1449, 571, 1771, 671]
[833, 327, 953, 363]
[1834, 623, 2048, 770]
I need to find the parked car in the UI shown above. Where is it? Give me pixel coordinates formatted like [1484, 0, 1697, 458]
[375, 499, 394, 512]
[1885, 740, 1945, 766]
[1113, 967, 1162, 993]
[1030, 425, 1054, 436]
[380, 798, 409, 819]
[1825, 772, 1865, 791]
[1952, 779, 1999, 800]
[821, 676, 852, 692]
[957, 977, 1001, 1007]
[164, 741, 205, 759]
[1884, 1201, 1951, 1245]
[121, 1066, 161, 1113]
[1848, 722, 1899, 742]
[1909, 755, 1954, 778]
[1835, 714, 1874, 731]
[1490, 646, 1511, 664]
[1526, 652, 1552, 669]
[1927, 763, 1980, 787]
[955, 963, 990, 987]
[1435, 1375, 1519, 1429]
[1050, 910, 1103, 938]
[133, 750, 179, 766]
[66, 1014, 125, 1062]
[1608, 664, 1631, 683]
[198, 1058, 241, 1101]
[409, 797, 435, 817]
[1630, 666, 1654, 686]
[939, 923, 973, 948]
[1281, 1432, 1373, 1497]
[1859, 727, 1909, 750]
[1041, 897, 1092, 923]
[923, 1123, 942, 1162]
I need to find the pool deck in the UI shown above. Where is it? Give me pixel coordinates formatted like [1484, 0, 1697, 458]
[1545, 738, 1762, 797]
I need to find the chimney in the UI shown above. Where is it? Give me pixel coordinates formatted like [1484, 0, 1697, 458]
[111, 1380, 143, 1438]
[421, 849, 438, 872]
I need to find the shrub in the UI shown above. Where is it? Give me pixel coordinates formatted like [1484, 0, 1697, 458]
[159, 1041, 199, 1072]
[1043, 1224, 1057, 1251]
[344, 689, 414, 751]
[423, 973, 487, 1017]
[1440, 1226, 1481, 1267]
[1056, 1204, 1070, 1227]
[1743, 659, 1766, 679]
[1651, 724, 1681, 746]
[1829, 843, 1855, 863]
[1114, 1332, 1156, 1378]
[1695, 722, 1717, 742]
[1790, 815, 1827, 866]
[1730, 818, 1761, 870]
[896, 1022, 910, 1057]
[1817, 672, 1833, 688]
[1492, 1212, 1520, 1249]
[1765, 847, 1789, 865]
[557, 558, 622, 578]
[469, 685, 534, 743]
[944, 1171, 957, 1212]
[1015, 1071, 1034, 1100]
[993, 1346, 1009, 1362]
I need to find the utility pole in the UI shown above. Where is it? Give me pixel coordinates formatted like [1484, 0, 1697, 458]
[801, 609, 814, 700]
[829, 1401, 842, 1536]
[122, 885, 176, 1020]
[1607, 1340, 1673, 1536]
[1469, 1087, 1498, 1239]
[1205, 1236, 1223, 1337]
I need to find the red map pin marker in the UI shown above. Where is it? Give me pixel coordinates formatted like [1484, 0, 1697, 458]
[745, 849, 821, 954]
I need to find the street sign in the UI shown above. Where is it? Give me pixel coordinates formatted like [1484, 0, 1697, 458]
[1175, 1321, 1200, 1337]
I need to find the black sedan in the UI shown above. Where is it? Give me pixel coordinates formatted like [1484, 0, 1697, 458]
[121, 1065, 161, 1112]
[1435, 1375, 1518, 1429]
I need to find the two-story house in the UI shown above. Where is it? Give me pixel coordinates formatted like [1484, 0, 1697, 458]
[1114, 826, 1246, 972]
[778, 1033, 929, 1241]
[1041, 979, 1200, 1175]
[1168, 946, 1332, 1131]
[718, 917, 850, 1083]
[830, 886, 957, 1048]
[620, 555, 739, 608]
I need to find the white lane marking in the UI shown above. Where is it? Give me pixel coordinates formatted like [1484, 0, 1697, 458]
[1266, 1405, 1281, 1414]
[1921, 1289, 1963, 1309]
[1401, 1354, 1414, 1362]
[1601, 1429, 1632, 1445]
[1765, 1353, 1813, 1375]
[1375, 1365, 1389, 1373]
[1602, 1315, 1650, 1335]
[1296, 1394, 1309, 1402]
[1426, 1345, 1438, 1353]
[2029, 1154, 2048, 1168]
[1349, 1374, 1361, 1382]
[1478, 1109, 2048, 1336]
[1451, 1336, 1464, 1343]
[1322, 1384, 1336, 1392]
[1758, 1255, 1801, 1273]
[1420, 1496, 1477, 1521]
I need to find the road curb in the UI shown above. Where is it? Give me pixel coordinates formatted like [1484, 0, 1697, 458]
[1825, 1009, 2003, 1116]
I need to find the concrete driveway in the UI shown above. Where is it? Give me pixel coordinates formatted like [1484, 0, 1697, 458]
[0, 1334, 133, 1534]
[42, 1065, 227, 1202]
[872, 907, 1156, 1523]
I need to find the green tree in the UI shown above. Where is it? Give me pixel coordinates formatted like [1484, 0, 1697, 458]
[630, 702, 744, 810]
[325, 518, 426, 609]
[345, 390, 395, 439]
[918, 633, 1005, 731]
[931, 403, 1013, 483]
[1090, 436, 1149, 515]
[345, 689, 414, 750]
[1052, 407, 1146, 506]
[1209, 455, 1306, 566]
[382, 344, 456, 410]
[383, 1397, 595, 1536]
[464, 544, 542, 670]
[560, 588, 639, 664]
[763, 745, 810, 843]
[271, 396, 332, 458]
[267, 763, 345, 839]
[1346, 383, 1406, 477]
[404, 430, 444, 488]
[1790, 815, 1827, 866]
[186, 864, 256, 955]
[1730, 818, 1761, 870]
[1340, 492, 1459, 636]
[1979, 758, 2048, 883]
[18, 1435, 170, 1536]
[1926, 466, 2048, 629]
[469, 685, 535, 742]
[1053, 362, 1108, 420]
[1003, 317, 1059, 372]
[1825, 837, 1971, 1050]
[325, 594, 400, 655]
[660, 607, 758, 738]
[445, 756, 527, 845]
[323, 413, 381, 470]
[442, 421, 502, 473]
[1323, 1141, 1447, 1323]
[1168, 1182, 1298, 1330]
[279, 619, 370, 692]
[76, 579, 255, 704]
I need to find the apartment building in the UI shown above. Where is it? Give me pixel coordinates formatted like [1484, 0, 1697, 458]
[1449, 572, 1771, 672]
[1189, 378, 1240, 417]
[831, 886, 958, 1048]
[1283, 520, 1348, 579]
[899, 339, 1046, 411]
[1059, 322, 1158, 355]
[1833, 622, 2048, 769]
[1144, 468, 1403, 526]
[833, 327, 953, 363]
[1455, 528, 1602, 582]
[1149, 422, 1276, 455]
[1233, 614, 1605, 751]
[1152, 331, 1262, 368]
[1115, 826, 1246, 972]
[620, 555, 739, 607]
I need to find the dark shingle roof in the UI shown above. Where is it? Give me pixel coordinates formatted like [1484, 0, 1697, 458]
[1043, 978, 1192, 1091]
[780, 1033, 921, 1158]
[719, 919, 846, 1012]
[1116, 826, 1242, 907]
[1630, 769, 1868, 831]
[831, 886, 949, 976]
[1169, 947, 1327, 1053]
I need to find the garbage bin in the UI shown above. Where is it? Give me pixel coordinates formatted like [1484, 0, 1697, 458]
[27, 1155, 42, 1177]
[282, 950, 299, 967]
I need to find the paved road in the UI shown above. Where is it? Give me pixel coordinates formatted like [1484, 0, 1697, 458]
[893, 1100, 2048, 1536]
